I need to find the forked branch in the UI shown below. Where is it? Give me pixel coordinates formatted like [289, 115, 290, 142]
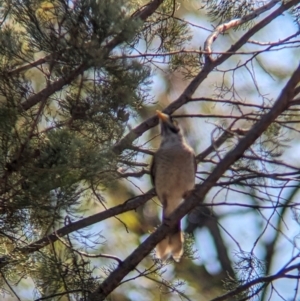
[89, 63, 300, 301]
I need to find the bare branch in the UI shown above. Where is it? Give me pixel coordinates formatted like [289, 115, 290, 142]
[209, 263, 300, 301]
[204, 0, 281, 62]
[89, 63, 300, 301]
[113, 0, 299, 155]
[8, 51, 65, 76]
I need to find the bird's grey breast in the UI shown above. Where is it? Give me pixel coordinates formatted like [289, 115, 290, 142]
[154, 145, 195, 201]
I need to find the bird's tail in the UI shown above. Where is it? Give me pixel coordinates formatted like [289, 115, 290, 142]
[156, 222, 184, 262]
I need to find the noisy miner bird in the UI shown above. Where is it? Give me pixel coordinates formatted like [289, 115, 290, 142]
[151, 110, 196, 262]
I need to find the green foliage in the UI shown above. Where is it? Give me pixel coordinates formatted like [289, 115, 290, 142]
[169, 52, 201, 78]
[183, 233, 198, 260]
[31, 243, 100, 300]
[224, 251, 266, 300]
[0, 0, 153, 297]
[0, 0, 298, 300]
[139, 0, 192, 53]
[202, 0, 256, 23]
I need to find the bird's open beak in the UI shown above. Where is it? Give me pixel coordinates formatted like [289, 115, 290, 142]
[156, 110, 169, 122]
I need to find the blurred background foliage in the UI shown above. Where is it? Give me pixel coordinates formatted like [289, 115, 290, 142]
[0, 0, 299, 300]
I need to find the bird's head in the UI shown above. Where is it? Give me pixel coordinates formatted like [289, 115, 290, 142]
[156, 110, 183, 146]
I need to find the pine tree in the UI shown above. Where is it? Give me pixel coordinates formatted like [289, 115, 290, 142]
[0, 0, 299, 301]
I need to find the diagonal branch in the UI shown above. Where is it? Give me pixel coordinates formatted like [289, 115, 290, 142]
[113, 0, 299, 155]
[2, 0, 296, 273]
[0, 190, 155, 268]
[0, 122, 248, 268]
[89, 63, 300, 301]
[203, 0, 281, 62]
[195, 127, 248, 162]
[8, 50, 65, 76]
[18, 0, 165, 112]
[20, 63, 88, 111]
[209, 263, 300, 301]
[0, 125, 241, 267]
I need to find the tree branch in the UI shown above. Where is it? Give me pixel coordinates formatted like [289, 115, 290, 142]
[113, 0, 299, 155]
[0, 124, 246, 267]
[204, 0, 281, 62]
[0, 122, 253, 268]
[0, 190, 155, 268]
[209, 263, 300, 301]
[8, 51, 65, 76]
[19, 0, 165, 112]
[88, 63, 300, 300]
[20, 63, 88, 111]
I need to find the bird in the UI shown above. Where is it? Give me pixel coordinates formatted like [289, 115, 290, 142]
[151, 110, 196, 262]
